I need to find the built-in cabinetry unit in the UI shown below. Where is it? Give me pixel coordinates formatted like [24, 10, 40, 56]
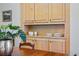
[21, 3, 70, 55]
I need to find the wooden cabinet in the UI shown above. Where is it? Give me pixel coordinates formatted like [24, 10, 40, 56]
[21, 3, 35, 25]
[21, 3, 70, 55]
[49, 39, 65, 53]
[35, 39, 49, 51]
[21, 3, 34, 21]
[21, 3, 66, 25]
[49, 3, 65, 22]
[35, 4, 49, 23]
[27, 37, 65, 53]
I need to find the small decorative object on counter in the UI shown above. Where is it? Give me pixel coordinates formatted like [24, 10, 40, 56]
[28, 32, 33, 36]
[54, 33, 63, 37]
[46, 33, 52, 37]
[34, 32, 38, 36]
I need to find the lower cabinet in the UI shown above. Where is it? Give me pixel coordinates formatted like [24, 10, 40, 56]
[27, 37, 65, 54]
[35, 39, 49, 51]
[49, 40, 65, 53]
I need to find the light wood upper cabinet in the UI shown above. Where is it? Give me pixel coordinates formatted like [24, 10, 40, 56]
[21, 3, 35, 25]
[35, 39, 48, 51]
[21, 3, 34, 20]
[25, 3, 35, 20]
[21, 3, 66, 24]
[49, 40, 65, 53]
[49, 3, 65, 21]
[35, 4, 49, 22]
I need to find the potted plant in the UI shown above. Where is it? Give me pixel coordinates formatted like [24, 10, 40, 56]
[0, 24, 26, 56]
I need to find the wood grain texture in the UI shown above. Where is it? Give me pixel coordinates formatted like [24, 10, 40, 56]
[12, 48, 65, 56]
[65, 4, 70, 55]
[49, 3, 65, 21]
[35, 4, 49, 21]
[35, 39, 49, 51]
[21, 3, 34, 20]
[49, 39, 65, 53]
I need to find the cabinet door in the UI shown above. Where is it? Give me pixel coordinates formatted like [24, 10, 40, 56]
[49, 3, 65, 21]
[21, 3, 35, 25]
[35, 4, 49, 22]
[35, 39, 48, 51]
[49, 40, 65, 53]
[21, 3, 34, 20]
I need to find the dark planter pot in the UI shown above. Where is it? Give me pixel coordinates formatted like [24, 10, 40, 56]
[0, 39, 14, 56]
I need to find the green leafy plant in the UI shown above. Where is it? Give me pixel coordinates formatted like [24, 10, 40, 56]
[0, 24, 26, 41]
